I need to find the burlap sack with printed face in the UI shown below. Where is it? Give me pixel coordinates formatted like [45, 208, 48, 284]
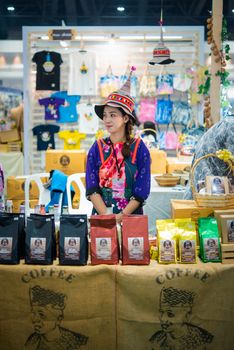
[0, 263, 116, 350]
[116, 261, 234, 350]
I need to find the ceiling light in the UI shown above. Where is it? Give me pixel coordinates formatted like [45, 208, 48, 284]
[117, 6, 125, 12]
[232, 9, 234, 13]
[7, 6, 15, 11]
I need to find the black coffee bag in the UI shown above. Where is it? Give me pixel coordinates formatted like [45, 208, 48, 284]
[0, 212, 25, 259]
[30, 213, 56, 260]
[59, 214, 88, 265]
[25, 216, 54, 264]
[0, 215, 20, 264]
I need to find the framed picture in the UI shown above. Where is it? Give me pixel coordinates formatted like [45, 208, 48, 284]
[220, 215, 234, 243]
[206, 176, 229, 195]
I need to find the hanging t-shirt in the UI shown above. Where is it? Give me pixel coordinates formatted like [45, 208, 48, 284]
[156, 74, 174, 95]
[38, 97, 65, 121]
[32, 124, 60, 151]
[68, 51, 97, 96]
[77, 104, 98, 134]
[51, 91, 80, 123]
[32, 51, 63, 91]
[58, 130, 86, 150]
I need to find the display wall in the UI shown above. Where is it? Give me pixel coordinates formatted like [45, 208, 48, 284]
[23, 26, 204, 174]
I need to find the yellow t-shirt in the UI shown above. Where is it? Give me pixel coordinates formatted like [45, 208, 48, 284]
[58, 130, 86, 150]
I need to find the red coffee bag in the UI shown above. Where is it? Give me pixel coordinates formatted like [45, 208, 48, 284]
[122, 215, 150, 265]
[90, 214, 119, 265]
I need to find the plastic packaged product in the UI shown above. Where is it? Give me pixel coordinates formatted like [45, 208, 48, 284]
[198, 217, 221, 262]
[158, 223, 177, 264]
[177, 221, 197, 263]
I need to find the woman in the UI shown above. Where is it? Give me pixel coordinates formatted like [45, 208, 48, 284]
[86, 69, 151, 223]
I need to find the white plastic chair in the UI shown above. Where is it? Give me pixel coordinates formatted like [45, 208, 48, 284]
[66, 173, 93, 216]
[24, 173, 51, 220]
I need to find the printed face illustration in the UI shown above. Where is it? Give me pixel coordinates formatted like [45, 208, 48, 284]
[184, 240, 192, 249]
[159, 306, 190, 333]
[60, 155, 70, 167]
[163, 240, 172, 249]
[1, 239, 8, 246]
[230, 221, 234, 230]
[31, 304, 62, 335]
[35, 239, 42, 247]
[207, 239, 216, 248]
[68, 239, 76, 246]
[100, 239, 108, 247]
[132, 238, 140, 247]
[213, 177, 222, 185]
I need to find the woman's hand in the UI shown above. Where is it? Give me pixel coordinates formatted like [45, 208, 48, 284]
[116, 212, 123, 224]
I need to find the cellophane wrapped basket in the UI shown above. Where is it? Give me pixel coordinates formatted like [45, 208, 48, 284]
[190, 152, 234, 208]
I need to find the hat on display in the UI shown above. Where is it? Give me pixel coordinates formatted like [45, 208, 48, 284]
[148, 44, 175, 65]
[148, 8, 175, 65]
[94, 66, 138, 125]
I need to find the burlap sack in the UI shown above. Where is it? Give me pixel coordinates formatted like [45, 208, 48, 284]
[1, 261, 234, 350]
[116, 261, 234, 350]
[0, 262, 116, 350]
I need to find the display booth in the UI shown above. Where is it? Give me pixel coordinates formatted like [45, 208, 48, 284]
[1, 20, 234, 350]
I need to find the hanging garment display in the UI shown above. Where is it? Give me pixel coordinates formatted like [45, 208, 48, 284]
[165, 124, 179, 150]
[171, 101, 192, 127]
[77, 103, 99, 134]
[58, 130, 86, 150]
[68, 51, 97, 96]
[188, 65, 207, 105]
[32, 51, 63, 91]
[138, 98, 157, 124]
[32, 124, 60, 151]
[173, 73, 192, 92]
[156, 74, 174, 95]
[51, 91, 80, 123]
[38, 97, 65, 121]
[99, 66, 120, 98]
[139, 66, 157, 97]
[155, 98, 173, 125]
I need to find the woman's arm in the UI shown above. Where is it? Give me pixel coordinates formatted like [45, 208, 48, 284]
[116, 198, 140, 224]
[89, 192, 108, 215]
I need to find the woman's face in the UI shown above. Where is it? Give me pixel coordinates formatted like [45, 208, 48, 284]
[103, 106, 129, 135]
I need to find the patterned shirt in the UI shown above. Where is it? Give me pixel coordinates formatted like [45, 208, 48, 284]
[86, 138, 151, 212]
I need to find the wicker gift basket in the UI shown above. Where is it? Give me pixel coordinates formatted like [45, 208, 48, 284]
[190, 150, 234, 208]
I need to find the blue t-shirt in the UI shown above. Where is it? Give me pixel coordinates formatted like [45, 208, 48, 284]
[32, 124, 60, 151]
[51, 91, 81, 123]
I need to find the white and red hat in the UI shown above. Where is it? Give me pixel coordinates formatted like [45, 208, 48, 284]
[95, 66, 138, 124]
[149, 43, 175, 65]
[148, 10, 175, 66]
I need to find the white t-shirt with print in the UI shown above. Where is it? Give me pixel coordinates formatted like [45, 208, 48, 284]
[77, 104, 99, 134]
[68, 51, 97, 96]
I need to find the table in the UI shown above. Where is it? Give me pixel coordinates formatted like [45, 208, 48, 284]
[0, 260, 234, 350]
[144, 177, 186, 235]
